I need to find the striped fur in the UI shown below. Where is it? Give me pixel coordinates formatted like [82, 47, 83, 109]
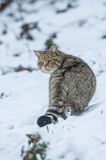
[34, 45, 96, 127]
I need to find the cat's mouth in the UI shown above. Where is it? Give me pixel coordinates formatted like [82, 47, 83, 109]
[40, 66, 53, 74]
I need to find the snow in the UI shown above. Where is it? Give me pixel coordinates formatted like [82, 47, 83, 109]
[0, 0, 106, 159]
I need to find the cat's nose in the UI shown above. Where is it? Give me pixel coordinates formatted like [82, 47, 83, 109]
[38, 62, 44, 66]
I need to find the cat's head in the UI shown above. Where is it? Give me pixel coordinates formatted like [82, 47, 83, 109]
[33, 45, 64, 73]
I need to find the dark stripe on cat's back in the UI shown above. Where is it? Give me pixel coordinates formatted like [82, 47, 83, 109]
[60, 60, 82, 77]
[59, 56, 95, 79]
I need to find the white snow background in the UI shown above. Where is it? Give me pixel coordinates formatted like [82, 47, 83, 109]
[0, 0, 106, 160]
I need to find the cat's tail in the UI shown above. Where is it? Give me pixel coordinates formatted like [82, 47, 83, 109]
[37, 109, 67, 127]
[37, 113, 57, 127]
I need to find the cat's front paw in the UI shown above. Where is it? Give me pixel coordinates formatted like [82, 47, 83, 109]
[37, 115, 52, 127]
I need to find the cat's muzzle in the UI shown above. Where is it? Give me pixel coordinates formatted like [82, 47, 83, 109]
[37, 115, 58, 127]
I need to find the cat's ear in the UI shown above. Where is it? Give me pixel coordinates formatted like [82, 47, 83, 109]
[49, 44, 58, 53]
[33, 50, 41, 58]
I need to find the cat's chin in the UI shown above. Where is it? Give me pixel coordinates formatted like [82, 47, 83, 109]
[40, 68, 54, 74]
[41, 69, 54, 74]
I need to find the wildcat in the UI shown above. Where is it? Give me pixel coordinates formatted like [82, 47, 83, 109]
[34, 45, 96, 127]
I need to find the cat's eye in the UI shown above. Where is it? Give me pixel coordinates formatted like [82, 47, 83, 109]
[48, 60, 51, 64]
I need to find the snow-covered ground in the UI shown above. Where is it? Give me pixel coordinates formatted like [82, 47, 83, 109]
[0, 0, 106, 159]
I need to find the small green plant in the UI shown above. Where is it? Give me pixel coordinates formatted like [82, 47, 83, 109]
[21, 133, 48, 160]
[45, 38, 54, 49]
[45, 32, 57, 49]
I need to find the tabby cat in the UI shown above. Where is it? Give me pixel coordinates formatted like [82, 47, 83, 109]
[34, 45, 96, 127]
